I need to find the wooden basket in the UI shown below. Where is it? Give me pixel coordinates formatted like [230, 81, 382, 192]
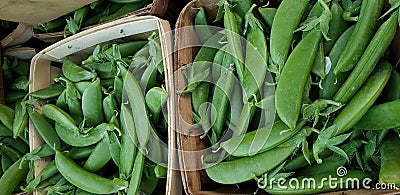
[1, 23, 33, 48]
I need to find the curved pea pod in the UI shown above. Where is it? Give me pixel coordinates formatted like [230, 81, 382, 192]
[379, 133, 400, 187]
[62, 79, 84, 125]
[333, 0, 385, 75]
[123, 72, 150, 149]
[145, 87, 168, 124]
[28, 107, 61, 149]
[270, 0, 309, 72]
[206, 128, 310, 184]
[67, 146, 95, 159]
[323, 0, 348, 54]
[275, 29, 321, 129]
[333, 61, 392, 136]
[55, 150, 125, 194]
[258, 7, 276, 27]
[126, 151, 145, 195]
[195, 7, 213, 43]
[354, 100, 400, 130]
[74, 81, 91, 95]
[378, 69, 400, 102]
[319, 25, 355, 99]
[0, 158, 29, 195]
[83, 138, 111, 172]
[114, 76, 123, 106]
[103, 93, 118, 123]
[62, 58, 96, 82]
[333, 11, 398, 104]
[0, 104, 14, 130]
[12, 100, 28, 138]
[264, 170, 370, 194]
[56, 90, 69, 111]
[82, 62, 118, 79]
[82, 78, 104, 127]
[42, 104, 80, 133]
[1, 155, 13, 173]
[29, 84, 65, 99]
[119, 108, 136, 180]
[221, 120, 306, 157]
[242, 5, 268, 101]
[55, 122, 112, 147]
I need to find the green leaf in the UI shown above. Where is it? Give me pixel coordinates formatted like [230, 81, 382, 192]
[302, 139, 311, 164]
[327, 133, 351, 146]
[328, 145, 349, 162]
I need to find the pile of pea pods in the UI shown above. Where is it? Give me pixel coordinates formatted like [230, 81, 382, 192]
[0, 32, 169, 195]
[186, 0, 400, 193]
[33, 0, 152, 36]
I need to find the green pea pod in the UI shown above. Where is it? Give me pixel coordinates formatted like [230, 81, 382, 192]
[232, 102, 256, 137]
[139, 163, 159, 195]
[276, 29, 321, 129]
[311, 42, 325, 79]
[333, 61, 392, 136]
[211, 45, 227, 82]
[333, 0, 385, 75]
[270, 0, 309, 72]
[323, 0, 348, 54]
[230, 0, 251, 19]
[0, 124, 13, 137]
[206, 128, 310, 184]
[56, 90, 69, 111]
[379, 132, 400, 187]
[12, 99, 28, 138]
[119, 106, 137, 180]
[5, 91, 26, 103]
[228, 82, 243, 129]
[99, 0, 151, 23]
[154, 164, 167, 178]
[82, 62, 118, 79]
[0, 104, 14, 130]
[82, 78, 104, 127]
[354, 100, 400, 130]
[62, 58, 96, 83]
[145, 87, 168, 124]
[0, 158, 29, 195]
[62, 79, 84, 125]
[379, 69, 400, 102]
[333, 11, 398, 104]
[1, 155, 13, 173]
[10, 60, 30, 77]
[264, 170, 370, 194]
[114, 76, 123, 106]
[55, 150, 124, 194]
[294, 155, 347, 177]
[74, 81, 91, 95]
[83, 138, 111, 172]
[108, 131, 121, 167]
[103, 93, 117, 122]
[123, 72, 150, 149]
[191, 82, 210, 116]
[54, 123, 111, 147]
[224, 4, 245, 83]
[195, 7, 213, 43]
[221, 120, 306, 157]
[42, 104, 80, 133]
[242, 5, 268, 101]
[29, 84, 64, 99]
[10, 76, 30, 91]
[126, 151, 145, 195]
[28, 107, 61, 149]
[139, 60, 158, 92]
[67, 146, 95, 159]
[258, 7, 276, 27]
[2, 137, 29, 155]
[319, 25, 355, 99]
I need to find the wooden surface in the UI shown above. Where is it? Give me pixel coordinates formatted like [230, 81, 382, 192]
[0, 0, 96, 25]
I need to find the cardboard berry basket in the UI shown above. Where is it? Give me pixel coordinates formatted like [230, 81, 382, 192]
[174, 0, 400, 194]
[1, 23, 33, 49]
[33, 0, 169, 43]
[29, 15, 181, 194]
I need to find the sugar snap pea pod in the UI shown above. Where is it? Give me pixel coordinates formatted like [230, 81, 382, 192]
[57, 77, 84, 125]
[2, 137, 29, 156]
[264, 170, 370, 194]
[114, 76, 123, 106]
[139, 60, 158, 92]
[333, 61, 392, 136]
[258, 7, 276, 27]
[103, 93, 118, 122]
[56, 90, 69, 111]
[107, 130, 121, 167]
[232, 103, 256, 137]
[24, 161, 58, 193]
[294, 155, 347, 177]
[333, 12, 398, 104]
[145, 87, 168, 124]
[82, 62, 117, 79]
[0, 104, 14, 130]
[28, 107, 61, 149]
[319, 25, 355, 99]
[228, 82, 243, 129]
[224, 4, 245, 83]
[229, 0, 251, 19]
[311, 42, 325, 79]
[206, 128, 310, 184]
[126, 151, 145, 195]
[67, 146, 95, 160]
[0, 124, 13, 137]
[82, 78, 104, 127]
[354, 100, 400, 130]
[139, 163, 159, 195]
[379, 133, 400, 187]
[270, 0, 309, 72]
[211, 53, 235, 141]
[62, 58, 96, 83]
[275, 29, 321, 130]
[211, 45, 227, 82]
[55, 150, 124, 194]
[74, 81, 91, 95]
[191, 83, 210, 116]
[12, 99, 28, 138]
[5, 91, 26, 103]
[29, 84, 64, 99]
[55, 122, 112, 147]
[42, 104, 80, 133]
[0, 158, 29, 195]
[99, 0, 151, 23]
[1, 155, 13, 173]
[83, 138, 111, 172]
[124, 72, 150, 149]
[195, 7, 213, 43]
[221, 120, 306, 157]
[119, 108, 137, 180]
[323, 0, 348, 54]
[333, 0, 385, 75]
[242, 5, 268, 101]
